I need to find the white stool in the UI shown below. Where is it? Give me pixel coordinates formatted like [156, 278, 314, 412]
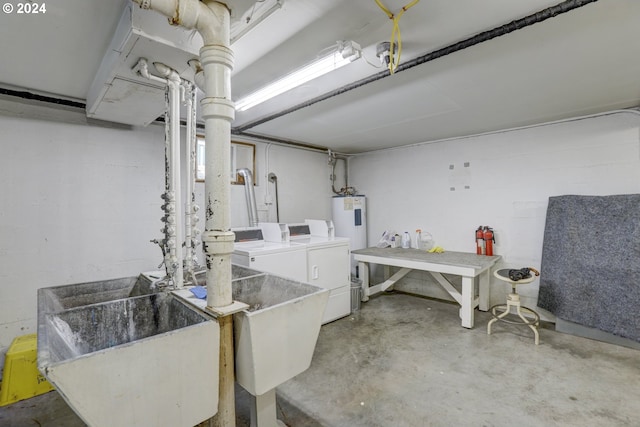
[487, 268, 541, 345]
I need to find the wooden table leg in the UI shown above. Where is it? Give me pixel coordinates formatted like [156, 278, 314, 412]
[459, 276, 474, 328]
[359, 261, 369, 302]
[478, 270, 490, 311]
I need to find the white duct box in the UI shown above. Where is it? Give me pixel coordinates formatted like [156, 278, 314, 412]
[86, 3, 202, 126]
[86, 1, 283, 127]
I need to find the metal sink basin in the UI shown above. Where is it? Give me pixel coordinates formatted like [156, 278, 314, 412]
[37, 291, 219, 427]
[190, 264, 266, 286]
[171, 270, 328, 397]
[37, 264, 262, 313]
[232, 274, 329, 396]
[37, 273, 161, 313]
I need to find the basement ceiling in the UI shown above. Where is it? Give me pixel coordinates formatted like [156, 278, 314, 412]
[0, 0, 638, 154]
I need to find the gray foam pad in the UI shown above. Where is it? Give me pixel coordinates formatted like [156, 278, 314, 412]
[538, 194, 640, 342]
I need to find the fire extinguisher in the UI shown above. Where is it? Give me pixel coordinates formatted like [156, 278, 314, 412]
[475, 226, 485, 255]
[483, 226, 495, 256]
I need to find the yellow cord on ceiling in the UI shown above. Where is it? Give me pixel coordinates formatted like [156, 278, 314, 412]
[375, 0, 420, 74]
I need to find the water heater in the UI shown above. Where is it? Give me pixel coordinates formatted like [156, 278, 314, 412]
[332, 196, 367, 277]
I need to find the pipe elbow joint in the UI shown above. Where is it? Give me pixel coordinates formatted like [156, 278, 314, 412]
[153, 62, 181, 84]
[131, 0, 227, 44]
[195, 1, 230, 45]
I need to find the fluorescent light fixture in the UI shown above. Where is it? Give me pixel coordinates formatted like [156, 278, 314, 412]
[235, 40, 361, 112]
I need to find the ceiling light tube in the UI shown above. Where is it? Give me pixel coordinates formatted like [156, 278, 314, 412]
[236, 41, 361, 112]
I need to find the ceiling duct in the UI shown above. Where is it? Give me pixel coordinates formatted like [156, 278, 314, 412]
[86, 1, 283, 127]
[86, 3, 202, 126]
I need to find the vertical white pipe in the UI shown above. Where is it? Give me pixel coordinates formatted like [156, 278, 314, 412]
[194, 6, 236, 426]
[156, 62, 184, 288]
[137, 0, 234, 308]
[162, 86, 174, 277]
[183, 81, 195, 277]
[170, 77, 184, 288]
[197, 2, 235, 309]
[184, 84, 193, 275]
[189, 86, 200, 270]
[134, 58, 183, 284]
[131, 3, 235, 426]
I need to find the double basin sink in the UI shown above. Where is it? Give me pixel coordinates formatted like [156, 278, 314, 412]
[37, 265, 328, 427]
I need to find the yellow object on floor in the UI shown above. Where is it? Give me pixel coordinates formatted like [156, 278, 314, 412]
[0, 334, 54, 406]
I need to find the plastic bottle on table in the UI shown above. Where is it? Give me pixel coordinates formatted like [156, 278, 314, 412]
[420, 231, 434, 251]
[401, 232, 411, 249]
[415, 229, 422, 249]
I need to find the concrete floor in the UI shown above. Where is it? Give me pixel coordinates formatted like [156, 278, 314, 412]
[2, 292, 639, 426]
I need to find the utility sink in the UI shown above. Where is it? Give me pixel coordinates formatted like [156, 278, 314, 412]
[37, 288, 219, 427]
[172, 270, 329, 396]
[36, 265, 263, 313]
[37, 273, 162, 313]
[232, 274, 329, 396]
[172, 270, 328, 427]
[191, 264, 266, 285]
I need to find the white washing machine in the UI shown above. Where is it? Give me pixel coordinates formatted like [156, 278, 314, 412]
[231, 228, 307, 282]
[288, 220, 351, 324]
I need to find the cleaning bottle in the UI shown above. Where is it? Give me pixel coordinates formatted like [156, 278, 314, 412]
[401, 232, 411, 249]
[415, 229, 422, 250]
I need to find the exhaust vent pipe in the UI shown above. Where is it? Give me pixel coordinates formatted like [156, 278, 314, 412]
[237, 168, 259, 227]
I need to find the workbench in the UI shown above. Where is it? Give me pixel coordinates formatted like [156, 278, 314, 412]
[352, 247, 501, 328]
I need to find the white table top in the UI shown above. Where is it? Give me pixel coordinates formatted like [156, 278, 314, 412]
[352, 247, 500, 276]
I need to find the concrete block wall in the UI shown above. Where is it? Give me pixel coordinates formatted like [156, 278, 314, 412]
[349, 110, 640, 315]
[0, 102, 166, 376]
[3, 98, 637, 375]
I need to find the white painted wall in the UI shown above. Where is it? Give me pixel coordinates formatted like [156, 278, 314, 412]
[0, 101, 165, 375]
[253, 143, 333, 224]
[349, 110, 640, 313]
[200, 141, 333, 229]
[5, 97, 635, 377]
[0, 99, 332, 375]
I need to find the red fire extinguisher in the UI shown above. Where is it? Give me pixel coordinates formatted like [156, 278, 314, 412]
[483, 226, 495, 256]
[475, 226, 485, 255]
